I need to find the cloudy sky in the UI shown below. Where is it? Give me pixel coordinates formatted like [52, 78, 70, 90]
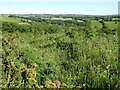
[0, 0, 119, 15]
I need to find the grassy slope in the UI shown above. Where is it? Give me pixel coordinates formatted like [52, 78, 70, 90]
[1, 15, 21, 23]
[105, 21, 118, 30]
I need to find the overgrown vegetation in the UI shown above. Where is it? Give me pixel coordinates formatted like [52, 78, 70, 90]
[1, 14, 120, 89]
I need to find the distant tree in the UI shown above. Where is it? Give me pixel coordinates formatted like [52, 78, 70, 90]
[102, 22, 107, 29]
[115, 22, 117, 24]
[110, 17, 112, 21]
[8, 15, 16, 17]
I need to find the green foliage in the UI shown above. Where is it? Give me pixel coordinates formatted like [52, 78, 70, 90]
[2, 34, 40, 88]
[2, 15, 120, 89]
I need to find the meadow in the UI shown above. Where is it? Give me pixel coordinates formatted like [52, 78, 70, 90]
[1, 14, 120, 89]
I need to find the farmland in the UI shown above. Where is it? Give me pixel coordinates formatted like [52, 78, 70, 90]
[1, 14, 120, 89]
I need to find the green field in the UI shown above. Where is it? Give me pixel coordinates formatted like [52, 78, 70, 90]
[91, 20, 102, 29]
[106, 21, 118, 29]
[1, 15, 21, 23]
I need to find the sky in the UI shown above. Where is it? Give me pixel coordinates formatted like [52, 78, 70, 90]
[0, 0, 119, 15]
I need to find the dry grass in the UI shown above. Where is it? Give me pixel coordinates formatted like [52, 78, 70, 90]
[42, 17, 72, 21]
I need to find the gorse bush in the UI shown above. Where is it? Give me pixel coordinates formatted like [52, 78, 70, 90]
[2, 33, 61, 89]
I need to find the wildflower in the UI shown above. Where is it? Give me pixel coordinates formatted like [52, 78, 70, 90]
[56, 82, 60, 90]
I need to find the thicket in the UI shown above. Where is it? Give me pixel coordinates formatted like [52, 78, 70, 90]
[2, 16, 120, 89]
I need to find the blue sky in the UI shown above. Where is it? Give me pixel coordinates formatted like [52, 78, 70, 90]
[0, 0, 119, 15]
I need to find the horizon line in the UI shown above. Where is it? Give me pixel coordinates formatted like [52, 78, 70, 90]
[1, 13, 118, 16]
